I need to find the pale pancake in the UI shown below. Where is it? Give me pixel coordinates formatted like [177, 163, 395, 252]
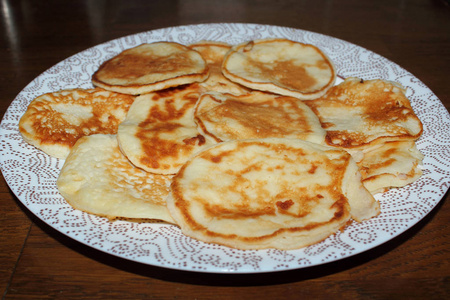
[92, 42, 209, 95]
[56, 134, 175, 223]
[305, 77, 423, 151]
[189, 41, 250, 95]
[19, 88, 135, 159]
[357, 141, 424, 194]
[194, 91, 326, 144]
[117, 83, 215, 174]
[222, 38, 336, 100]
[167, 138, 379, 250]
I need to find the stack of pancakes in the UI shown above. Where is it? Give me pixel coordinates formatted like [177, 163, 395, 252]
[19, 39, 423, 250]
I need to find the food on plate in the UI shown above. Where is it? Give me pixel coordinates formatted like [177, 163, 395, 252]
[117, 83, 216, 174]
[305, 77, 424, 193]
[194, 91, 326, 144]
[305, 77, 423, 151]
[18, 88, 135, 159]
[356, 140, 424, 194]
[222, 38, 336, 100]
[18, 37, 425, 250]
[57, 134, 175, 223]
[189, 41, 250, 95]
[167, 138, 380, 250]
[92, 42, 209, 95]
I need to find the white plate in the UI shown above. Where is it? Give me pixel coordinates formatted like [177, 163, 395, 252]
[1, 23, 449, 274]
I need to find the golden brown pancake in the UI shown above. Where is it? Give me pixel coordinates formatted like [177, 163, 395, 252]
[117, 83, 216, 174]
[222, 38, 336, 100]
[167, 138, 379, 250]
[194, 91, 326, 144]
[92, 42, 209, 95]
[305, 77, 423, 151]
[357, 140, 424, 194]
[19, 88, 135, 159]
[189, 41, 250, 95]
[57, 134, 175, 223]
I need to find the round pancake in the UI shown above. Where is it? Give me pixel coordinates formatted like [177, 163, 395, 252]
[194, 91, 326, 144]
[57, 134, 175, 223]
[117, 83, 216, 175]
[189, 41, 250, 95]
[167, 138, 379, 250]
[18, 88, 135, 159]
[305, 77, 424, 150]
[222, 38, 336, 100]
[357, 140, 424, 194]
[92, 42, 209, 95]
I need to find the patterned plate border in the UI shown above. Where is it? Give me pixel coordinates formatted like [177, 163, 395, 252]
[1, 23, 449, 273]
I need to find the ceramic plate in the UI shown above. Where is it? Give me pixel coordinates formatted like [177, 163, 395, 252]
[1, 23, 449, 273]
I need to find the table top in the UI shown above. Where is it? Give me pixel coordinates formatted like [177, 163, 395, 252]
[1, 0, 449, 298]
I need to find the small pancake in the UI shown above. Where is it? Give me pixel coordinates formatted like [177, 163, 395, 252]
[56, 134, 175, 223]
[117, 83, 215, 174]
[92, 42, 209, 95]
[189, 41, 250, 95]
[19, 88, 135, 159]
[167, 138, 379, 250]
[222, 38, 336, 100]
[305, 77, 423, 151]
[194, 91, 326, 144]
[357, 140, 424, 194]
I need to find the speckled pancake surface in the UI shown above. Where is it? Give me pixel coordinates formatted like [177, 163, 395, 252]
[18, 88, 135, 159]
[92, 42, 209, 95]
[194, 91, 326, 144]
[222, 38, 336, 100]
[167, 138, 379, 250]
[305, 77, 423, 150]
[189, 41, 250, 95]
[56, 134, 175, 223]
[117, 83, 215, 174]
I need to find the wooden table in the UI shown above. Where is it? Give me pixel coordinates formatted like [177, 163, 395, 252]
[1, 0, 449, 298]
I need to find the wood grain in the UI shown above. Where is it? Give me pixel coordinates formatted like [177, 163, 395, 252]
[1, 0, 449, 299]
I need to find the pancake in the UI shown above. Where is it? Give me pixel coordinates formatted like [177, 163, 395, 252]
[92, 42, 209, 95]
[18, 88, 135, 159]
[117, 83, 216, 174]
[357, 140, 424, 194]
[194, 91, 326, 144]
[167, 138, 379, 250]
[56, 134, 175, 223]
[222, 38, 336, 100]
[305, 77, 423, 152]
[189, 41, 250, 95]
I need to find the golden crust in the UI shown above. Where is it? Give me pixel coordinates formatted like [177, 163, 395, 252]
[117, 84, 216, 174]
[194, 91, 326, 144]
[92, 42, 209, 95]
[222, 38, 336, 100]
[167, 138, 379, 250]
[305, 77, 423, 150]
[18, 88, 135, 159]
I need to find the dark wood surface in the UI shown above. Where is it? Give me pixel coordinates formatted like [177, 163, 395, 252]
[1, 0, 449, 299]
